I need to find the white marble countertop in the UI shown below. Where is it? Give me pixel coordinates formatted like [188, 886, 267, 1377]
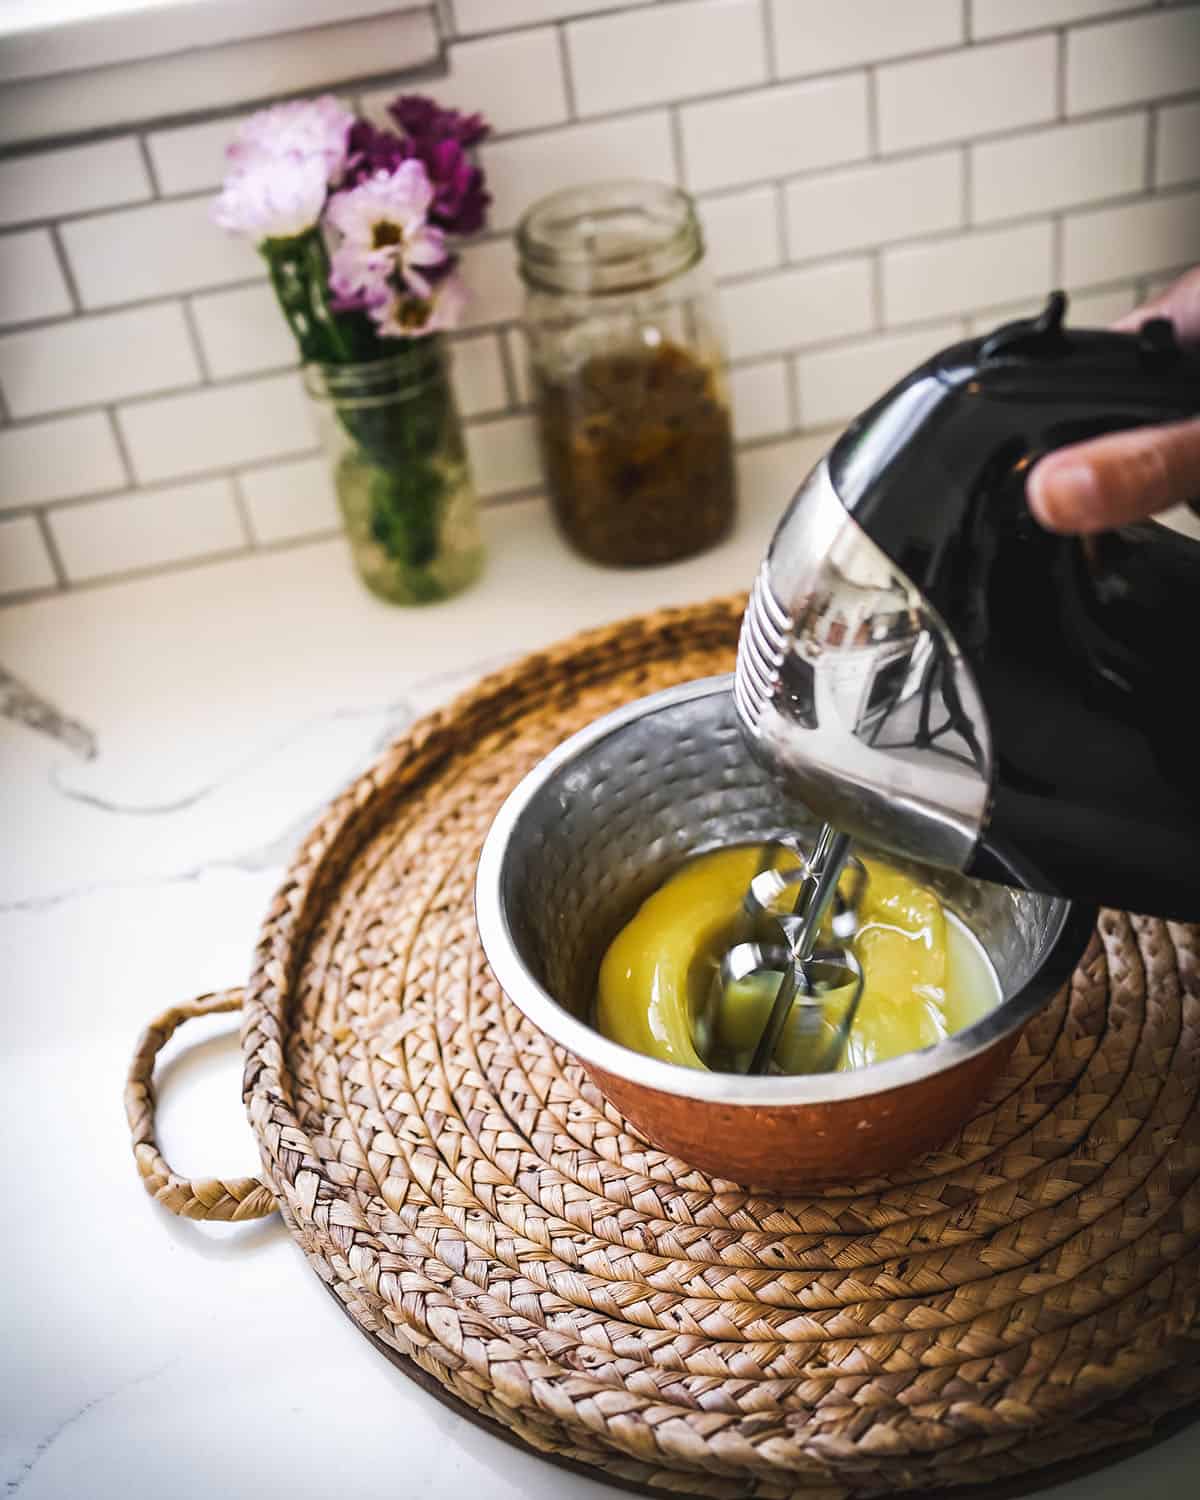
[2, 436, 1196, 1500]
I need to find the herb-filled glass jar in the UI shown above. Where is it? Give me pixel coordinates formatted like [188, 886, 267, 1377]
[517, 181, 736, 567]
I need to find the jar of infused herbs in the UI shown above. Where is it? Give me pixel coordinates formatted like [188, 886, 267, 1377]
[517, 181, 736, 567]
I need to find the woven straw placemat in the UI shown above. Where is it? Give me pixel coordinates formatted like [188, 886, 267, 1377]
[127, 597, 1200, 1499]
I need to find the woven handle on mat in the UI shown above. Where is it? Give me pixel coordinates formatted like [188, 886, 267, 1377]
[125, 988, 277, 1222]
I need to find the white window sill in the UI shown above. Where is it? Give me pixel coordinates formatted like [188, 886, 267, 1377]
[0, 1, 441, 149]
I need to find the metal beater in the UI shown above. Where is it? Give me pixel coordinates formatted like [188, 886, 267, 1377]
[716, 825, 866, 1075]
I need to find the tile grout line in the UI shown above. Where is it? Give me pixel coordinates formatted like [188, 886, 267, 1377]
[104, 406, 137, 487]
[555, 23, 578, 120]
[496, 327, 521, 411]
[668, 105, 686, 187]
[865, 65, 880, 157]
[1056, 28, 1068, 121]
[180, 298, 213, 383]
[760, 0, 779, 79]
[33, 509, 69, 588]
[1145, 105, 1159, 189]
[136, 134, 162, 198]
[783, 346, 802, 432]
[962, 143, 973, 227]
[869, 250, 884, 332]
[46, 224, 83, 315]
[228, 471, 258, 549]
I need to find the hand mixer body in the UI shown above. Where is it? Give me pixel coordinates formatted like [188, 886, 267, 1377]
[736, 293, 1200, 919]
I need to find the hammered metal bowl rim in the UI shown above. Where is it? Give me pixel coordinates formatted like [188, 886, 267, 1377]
[475, 675, 1095, 1107]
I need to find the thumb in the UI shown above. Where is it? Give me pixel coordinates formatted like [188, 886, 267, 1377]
[1027, 417, 1200, 534]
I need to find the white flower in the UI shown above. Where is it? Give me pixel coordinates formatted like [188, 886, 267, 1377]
[326, 163, 447, 302]
[227, 95, 354, 184]
[371, 270, 467, 339]
[212, 153, 328, 241]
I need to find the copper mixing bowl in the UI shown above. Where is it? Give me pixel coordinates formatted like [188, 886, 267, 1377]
[475, 677, 1094, 1188]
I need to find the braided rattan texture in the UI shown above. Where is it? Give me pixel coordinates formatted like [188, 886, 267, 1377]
[233, 598, 1200, 1498]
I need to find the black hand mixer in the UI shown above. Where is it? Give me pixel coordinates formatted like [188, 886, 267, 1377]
[727, 291, 1200, 1069]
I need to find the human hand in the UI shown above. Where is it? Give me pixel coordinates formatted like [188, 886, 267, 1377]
[1026, 268, 1200, 534]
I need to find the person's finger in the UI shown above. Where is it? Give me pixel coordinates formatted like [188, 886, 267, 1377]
[1027, 417, 1200, 534]
[1111, 267, 1200, 343]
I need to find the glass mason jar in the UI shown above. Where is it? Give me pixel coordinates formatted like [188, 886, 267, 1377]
[304, 339, 484, 605]
[517, 181, 736, 567]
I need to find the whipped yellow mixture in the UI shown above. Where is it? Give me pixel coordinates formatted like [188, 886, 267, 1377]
[595, 845, 998, 1074]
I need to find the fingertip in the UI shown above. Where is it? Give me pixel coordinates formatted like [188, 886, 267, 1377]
[1027, 456, 1099, 533]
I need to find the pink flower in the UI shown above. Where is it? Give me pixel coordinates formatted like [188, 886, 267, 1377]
[212, 153, 328, 241]
[227, 95, 354, 185]
[326, 162, 448, 304]
[371, 269, 467, 338]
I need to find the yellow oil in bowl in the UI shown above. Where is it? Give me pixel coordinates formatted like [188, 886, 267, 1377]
[594, 844, 999, 1074]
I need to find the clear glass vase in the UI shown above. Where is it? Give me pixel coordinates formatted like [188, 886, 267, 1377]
[304, 339, 484, 605]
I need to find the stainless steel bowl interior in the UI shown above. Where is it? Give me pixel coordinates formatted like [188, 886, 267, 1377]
[475, 676, 1094, 1106]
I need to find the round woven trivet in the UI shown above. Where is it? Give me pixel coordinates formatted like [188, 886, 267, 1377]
[127, 597, 1200, 1499]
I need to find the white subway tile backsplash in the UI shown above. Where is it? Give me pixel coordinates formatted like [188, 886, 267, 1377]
[721, 259, 874, 360]
[0, 0, 1195, 606]
[794, 320, 962, 428]
[480, 112, 675, 231]
[567, 0, 766, 117]
[453, 0, 651, 31]
[61, 198, 262, 309]
[729, 358, 791, 441]
[1067, 9, 1200, 116]
[118, 373, 317, 484]
[146, 116, 243, 196]
[191, 283, 297, 380]
[449, 333, 509, 417]
[971, 0, 1136, 39]
[0, 230, 72, 326]
[0, 304, 199, 417]
[458, 240, 524, 329]
[505, 326, 533, 406]
[364, 29, 568, 137]
[785, 150, 962, 262]
[1059, 285, 1140, 325]
[699, 186, 781, 279]
[878, 35, 1057, 154]
[464, 413, 541, 496]
[883, 221, 1054, 324]
[0, 139, 150, 228]
[772, 0, 961, 78]
[0, 413, 125, 510]
[49, 478, 244, 582]
[681, 76, 870, 195]
[0, 516, 56, 596]
[972, 115, 1147, 224]
[239, 456, 340, 544]
[1157, 101, 1200, 189]
[1062, 189, 1200, 286]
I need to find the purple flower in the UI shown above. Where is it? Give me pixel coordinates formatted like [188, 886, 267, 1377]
[326, 162, 448, 307]
[343, 119, 408, 183]
[227, 95, 354, 185]
[388, 95, 488, 149]
[344, 95, 491, 236]
[213, 153, 328, 241]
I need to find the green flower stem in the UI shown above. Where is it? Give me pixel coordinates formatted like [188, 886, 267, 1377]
[261, 233, 323, 361]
